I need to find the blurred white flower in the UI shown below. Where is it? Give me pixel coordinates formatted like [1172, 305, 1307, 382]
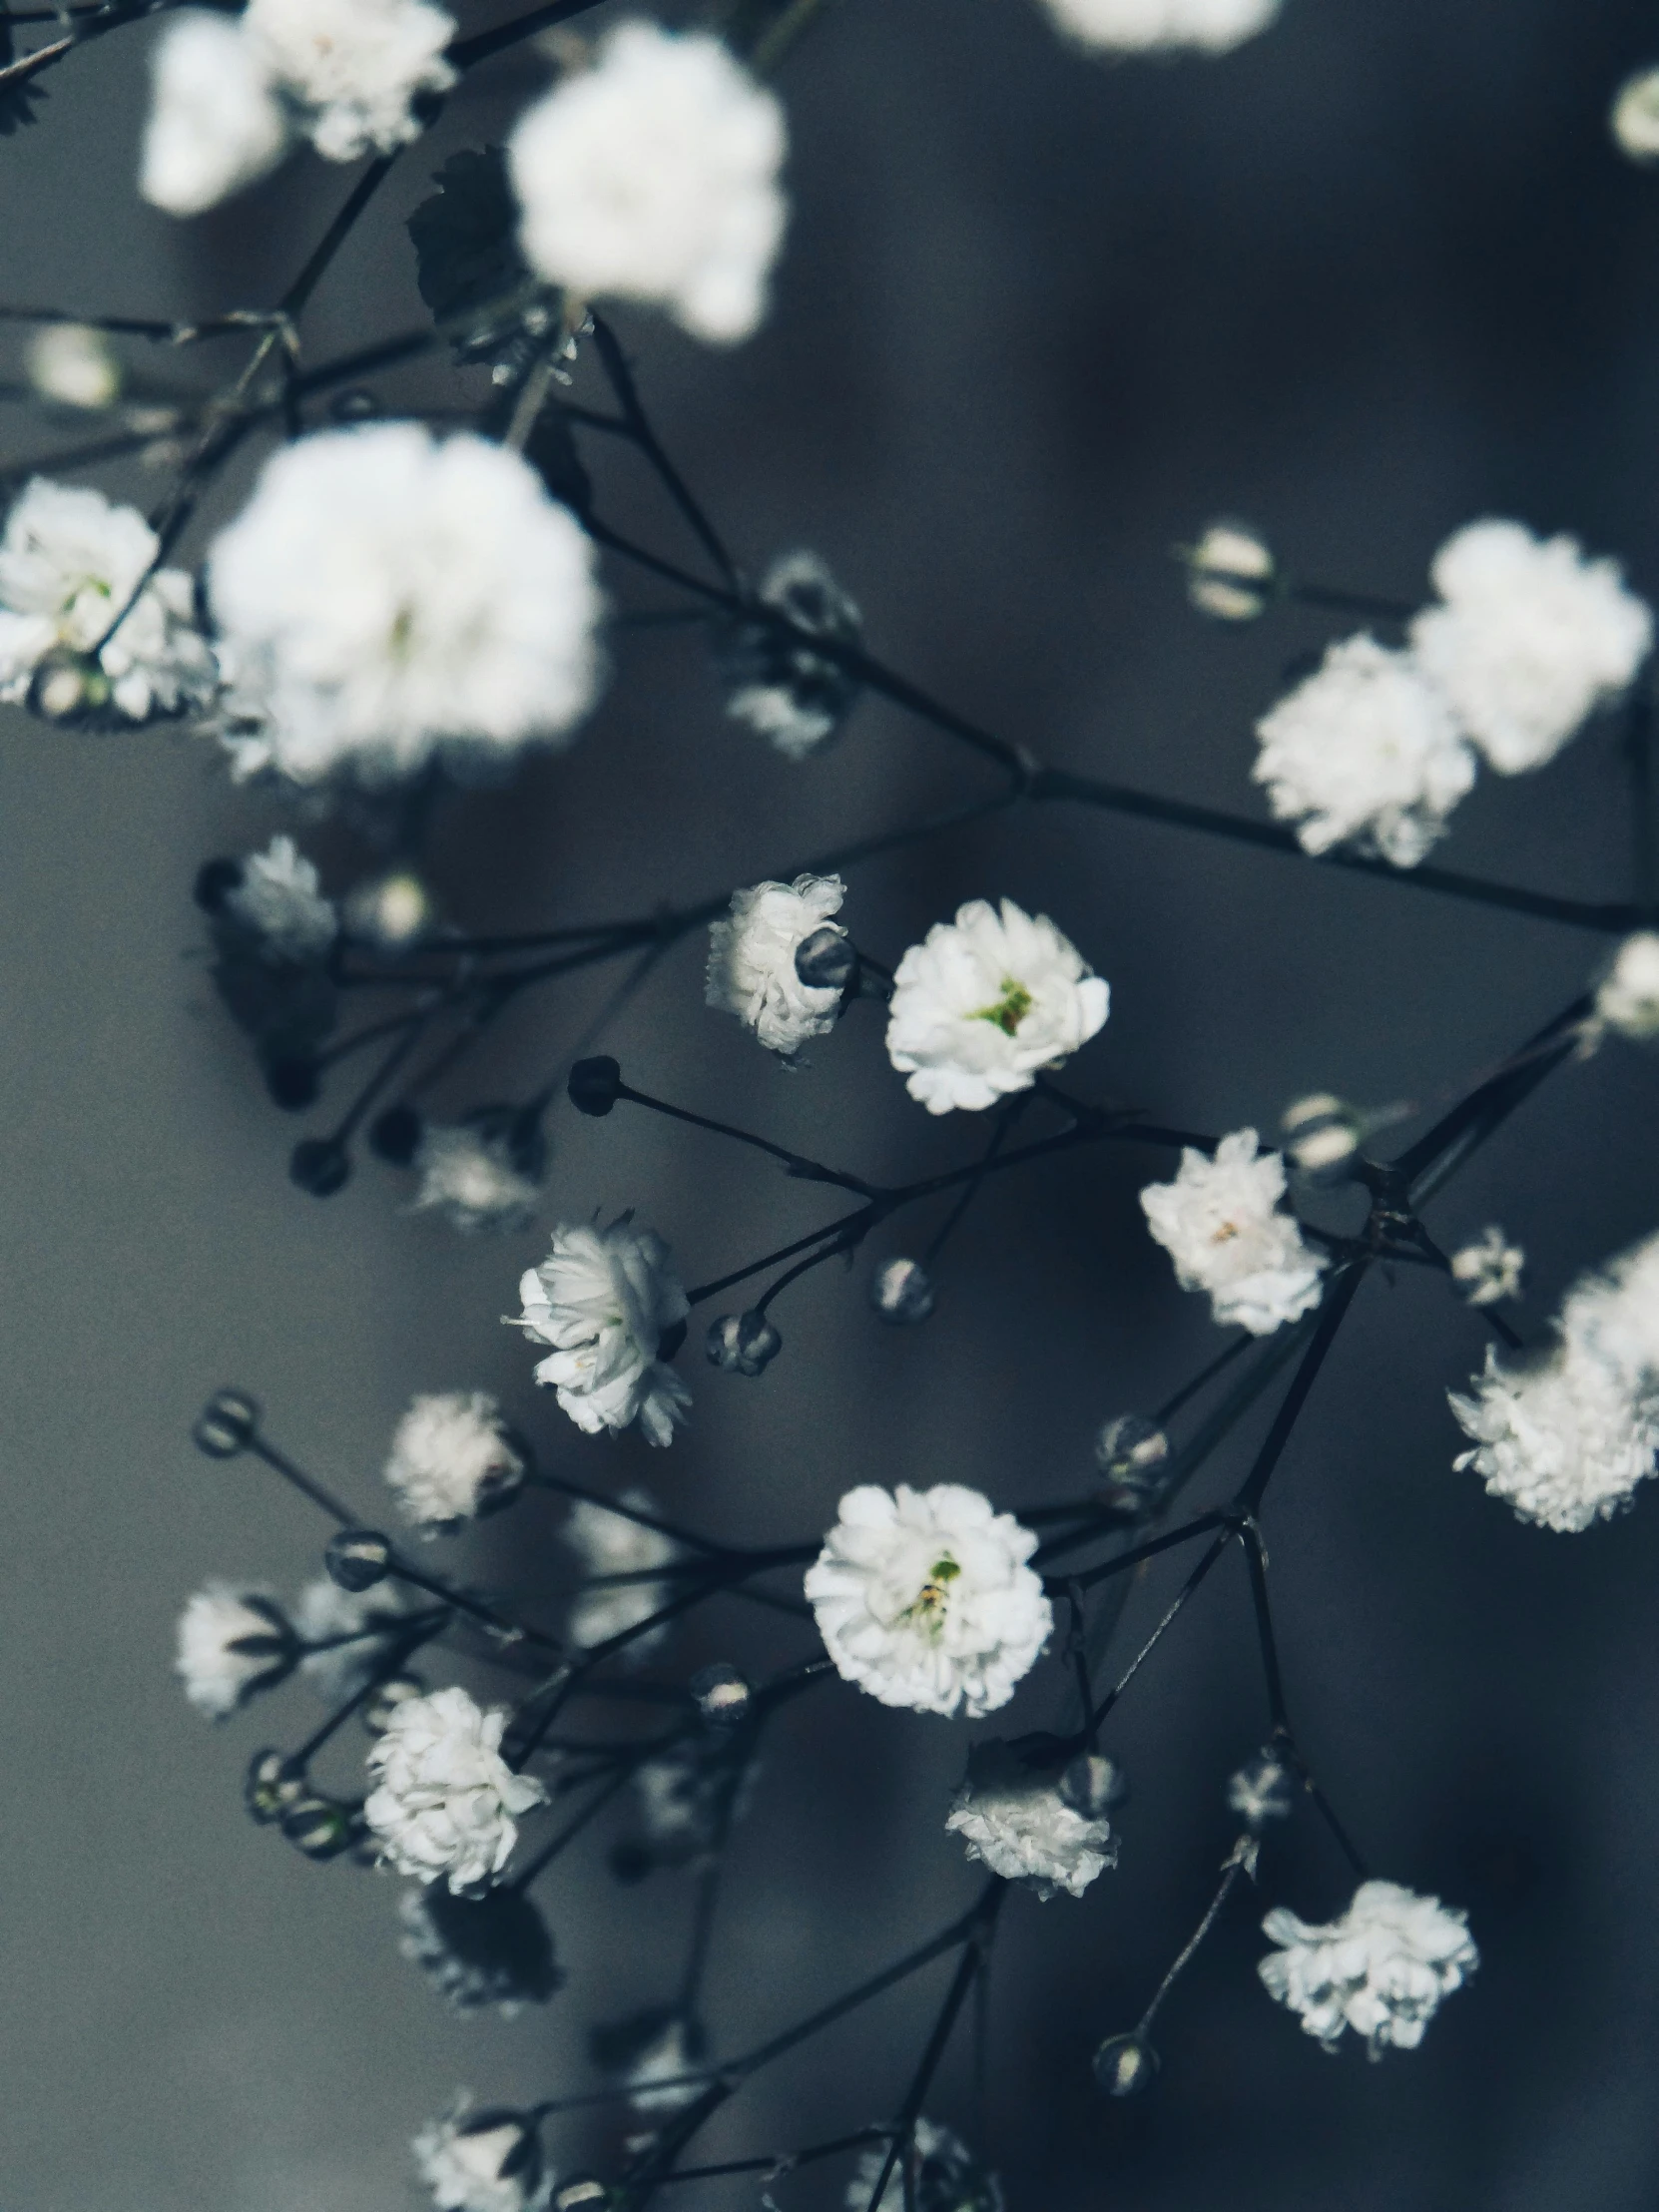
[706, 872, 847, 1059]
[1184, 517, 1276, 621]
[886, 897, 1110, 1114]
[1252, 635, 1475, 868]
[805, 1483, 1052, 1719]
[623, 2016, 704, 2113]
[398, 1883, 560, 2015]
[175, 1582, 296, 1717]
[723, 549, 862, 758]
[26, 323, 121, 411]
[294, 1573, 420, 1702]
[364, 1685, 546, 1892]
[944, 1738, 1117, 1899]
[846, 2121, 1001, 2212]
[0, 477, 214, 719]
[511, 1218, 691, 1446]
[207, 423, 603, 784]
[1449, 1227, 1524, 1309]
[1039, 0, 1281, 55]
[1259, 1880, 1477, 2054]
[1611, 65, 1659, 162]
[509, 22, 786, 343]
[1140, 1129, 1326, 1336]
[562, 1488, 679, 1655]
[222, 835, 337, 962]
[1410, 520, 1652, 775]
[383, 1390, 526, 1534]
[1595, 930, 1659, 1042]
[140, 12, 288, 216]
[413, 2101, 550, 2212]
[245, 0, 455, 162]
[410, 1124, 542, 1235]
[1228, 1746, 1295, 1828]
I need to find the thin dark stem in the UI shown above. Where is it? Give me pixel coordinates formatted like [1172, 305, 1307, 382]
[1088, 1532, 1229, 1730]
[1231, 1265, 1367, 1515]
[862, 1901, 1000, 2212]
[247, 1435, 357, 1526]
[512, 1756, 644, 1888]
[589, 313, 739, 587]
[1136, 1845, 1253, 2034]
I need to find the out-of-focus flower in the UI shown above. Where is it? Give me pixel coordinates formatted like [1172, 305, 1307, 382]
[398, 1884, 561, 2015]
[1449, 1228, 1524, 1309]
[410, 1124, 542, 1235]
[26, 323, 121, 410]
[1253, 635, 1475, 868]
[706, 872, 847, 1059]
[509, 22, 786, 343]
[1611, 66, 1659, 163]
[1140, 1129, 1326, 1335]
[364, 1685, 546, 1892]
[846, 2121, 1003, 2212]
[1228, 1746, 1296, 1829]
[207, 424, 603, 785]
[1183, 518, 1277, 621]
[886, 897, 1109, 1114]
[1595, 931, 1659, 1042]
[1410, 520, 1652, 775]
[140, 12, 288, 215]
[805, 1483, 1052, 1719]
[591, 2008, 706, 2112]
[221, 835, 338, 963]
[175, 1582, 297, 1717]
[562, 1489, 679, 1655]
[383, 1390, 526, 1534]
[511, 1218, 691, 1446]
[722, 550, 862, 757]
[944, 1736, 1118, 1899]
[244, 0, 455, 163]
[1259, 1881, 1477, 2055]
[294, 1573, 421, 1702]
[413, 2100, 551, 2212]
[1039, 0, 1281, 54]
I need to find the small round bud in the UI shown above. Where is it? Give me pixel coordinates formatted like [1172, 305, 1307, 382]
[705, 1310, 783, 1377]
[194, 1388, 260, 1457]
[323, 1528, 393, 1593]
[1613, 66, 1659, 162]
[870, 1256, 935, 1326]
[363, 1672, 427, 1733]
[690, 1662, 752, 1731]
[194, 856, 243, 915]
[289, 1136, 351, 1198]
[1094, 1414, 1169, 1494]
[1281, 1092, 1362, 1183]
[1061, 1751, 1128, 1821]
[1182, 520, 1277, 623]
[266, 1056, 321, 1112]
[29, 649, 111, 723]
[328, 386, 380, 421]
[1595, 930, 1659, 1042]
[555, 2179, 609, 2212]
[280, 1794, 360, 1861]
[568, 1055, 622, 1116]
[794, 925, 857, 993]
[245, 1748, 305, 1825]
[27, 321, 121, 410]
[1092, 2030, 1160, 2098]
[344, 869, 434, 951]
[366, 1104, 421, 1164]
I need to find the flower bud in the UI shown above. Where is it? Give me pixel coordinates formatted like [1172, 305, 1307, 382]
[705, 1310, 783, 1376]
[1060, 1751, 1128, 1821]
[344, 868, 434, 951]
[1227, 1746, 1295, 1829]
[870, 1256, 935, 1326]
[289, 1136, 351, 1198]
[1094, 1413, 1169, 1493]
[1182, 520, 1277, 623]
[555, 2178, 610, 2212]
[1595, 931, 1659, 1042]
[194, 1387, 260, 1457]
[245, 1748, 306, 1825]
[329, 386, 380, 421]
[363, 1673, 427, 1734]
[794, 924, 857, 993]
[1612, 65, 1659, 162]
[27, 322, 121, 410]
[280, 1793, 360, 1861]
[1281, 1092, 1362, 1183]
[323, 1528, 393, 1593]
[1093, 2030, 1159, 2097]
[690, 1662, 752, 1731]
[369, 1103, 424, 1163]
[568, 1055, 622, 1116]
[29, 648, 111, 723]
[266, 1055, 321, 1112]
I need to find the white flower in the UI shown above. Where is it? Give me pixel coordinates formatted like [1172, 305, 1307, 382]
[244, 0, 455, 163]
[410, 1124, 543, 1236]
[1039, 0, 1281, 55]
[1566, 1229, 1659, 1382]
[175, 1582, 296, 1717]
[1140, 1130, 1327, 1336]
[706, 873, 847, 1059]
[723, 549, 862, 758]
[0, 477, 215, 720]
[511, 1218, 691, 1447]
[847, 2122, 1001, 2212]
[944, 1738, 1117, 1900]
[294, 1574, 421, 1702]
[1612, 66, 1659, 163]
[805, 1483, 1052, 1720]
[1449, 1227, 1524, 1309]
[398, 1884, 560, 2015]
[26, 324, 121, 411]
[1595, 931, 1659, 1041]
[413, 2101, 550, 2212]
[1449, 1340, 1659, 1533]
[207, 423, 603, 785]
[562, 1489, 679, 1655]
[222, 834, 337, 962]
[1410, 520, 1653, 775]
[509, 22, 787, 344]
[140, 12, 287, 216]
[1252, 636, 1476, 868]
[383, 1391, 526, 1534]
[1259, 1880, 1478, 2055]
[364, 1685, 546, 1892]
[886, 897, 1110, 1115]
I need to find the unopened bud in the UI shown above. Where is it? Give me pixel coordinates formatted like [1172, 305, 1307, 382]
[324, 1528, 392, 1593]
[245, 1748, 305, 1825]
[1092, 2030, 1160, 2098]
[1281, 1092, 1362, 1183]
[194, 1388, 260, 1457]
[266, 1056, 321, 1112]
[1227, 1746, 1296, 1829]
[1595, 930, 1659, 1041]
[1061, 1752, 1128, 1821]
[1613, 65, 1659, 162]
[555, 2179, 609, 2212]
[29, 649, 111, 723]
[794, 925, 857, 994]
[1182, 520, 1277, 623]
[568, 1055, 622, 1116]
[289, 1136, 351, 1198]
[27, 321, 121, 410]
[706, 1310, 783, 1376]
[363, 1673, 427, 1733]
[280, 1794, 360, 1860]
[1094, 1413, 1169, 1495]
[690, 1662, 752, 1730]
[344, 869, 434, 951]
[870, 1256, 935, 1326]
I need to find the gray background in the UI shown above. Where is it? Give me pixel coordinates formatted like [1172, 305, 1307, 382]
[5, 0, 1659, 2205]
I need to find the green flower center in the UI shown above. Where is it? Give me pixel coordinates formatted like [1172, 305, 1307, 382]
[972, 978, 1033, 1037]
[904, 1554, 961, 1632]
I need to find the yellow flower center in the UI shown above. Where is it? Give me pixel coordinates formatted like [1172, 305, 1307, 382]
[904, 1554, 960, 1631]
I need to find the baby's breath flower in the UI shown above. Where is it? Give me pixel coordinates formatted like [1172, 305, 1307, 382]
[26, 323, 121, 411]
[383, 1390, 526, 1535]
[846, 2122, 1002, 2212]
[1595, 931, 1659, 1041]
[410, 1124, 542, 1236]
[1228, 1746, 1295, 1828]
[1449, 1228, 1524, 1309]
[364, 1685, 546, 1893]
[1259, 1881, 1477, 2055]
[1039, 0, 1281, 54]
[511, 1219, 691, 1447]
[140, 11, 288, 215]
[1183, 518, 1277, 621]
[175, 1582, 297, 1717]
[1140, 1129, 1326, 1336]
[244, 0, 455, 163]
[509, 22, 787, 344]
[1449, 1341, 1659, 1533]
[706, 872, 848, 1060]
[413, 2100, 551, 2212]
[805, 1483, 1052, 1719]
[944, 1736, 1118, 1899]
[562, 1489, 679, 1655]
[221, 835, 337, 964]
[886, 897, 1110, 1115]
[1612, 66, 1659, 163]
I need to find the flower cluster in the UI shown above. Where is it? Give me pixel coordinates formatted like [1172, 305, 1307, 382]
[1140, 1129, 1326, 1335]
[1258, 1880, 1478, 2055]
